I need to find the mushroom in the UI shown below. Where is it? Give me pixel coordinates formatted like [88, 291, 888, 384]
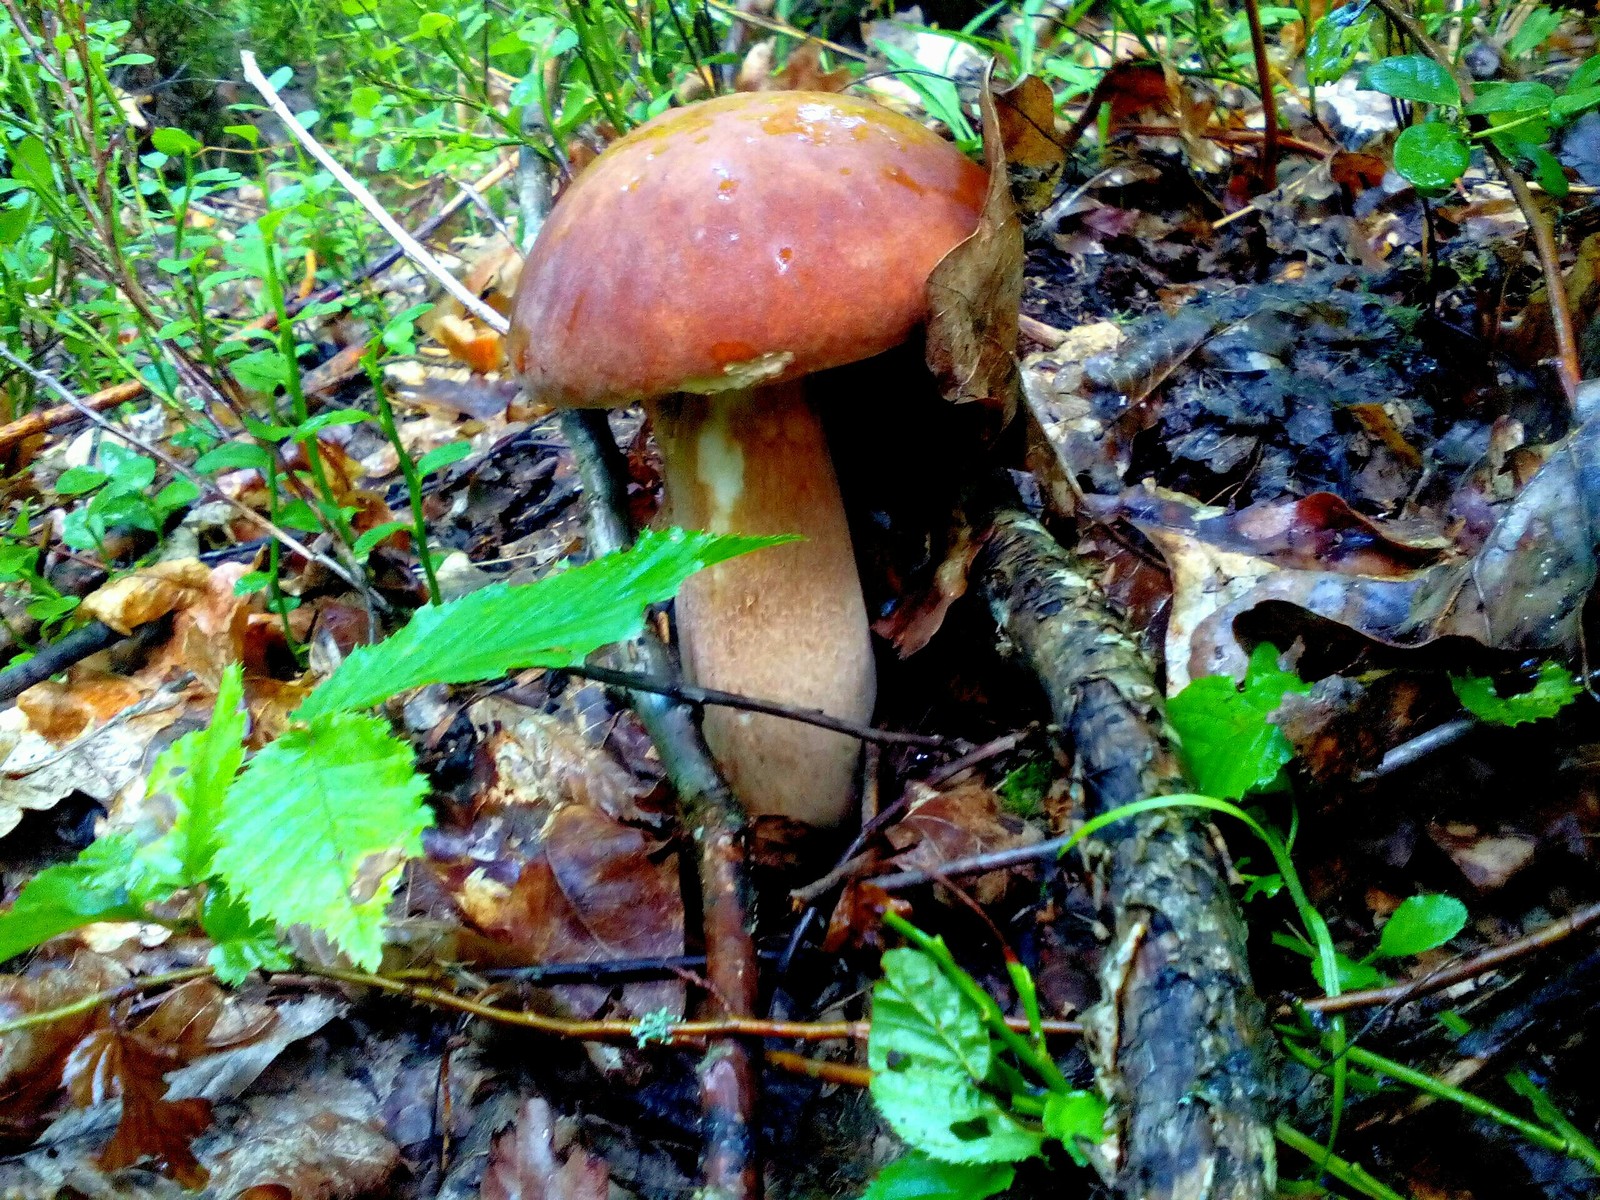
[508, 90, 986, 827]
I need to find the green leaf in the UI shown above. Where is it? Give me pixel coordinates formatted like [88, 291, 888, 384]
[1392, 122, 1471, 192]
[150, 127, 203, 156]
[416, 440, 473, 475]
[1552, 86, 1600, 120]
[868, 948, 1043, 1164]
[0, 835, 145, 964]
[224, 123, 261, 147]
[1569, 55, 1600, 94]
[291, 409, 368, 441]
[201, 886, 292, 985]
[1306, 7, 1372, 88]
[1505, 6, 1561, 58]
[1378, 894, 1468, 958]
[861, 1153, 1014, 1200]
[1451, 661, 1580, 726]
[212, 712, 431, 969]
[299, 528, 792, 719]
[9, 135, 54, 191]
[138, 663, 247, 886]
[1520, 142, 1569, 196]
[1042, 1090, 1108, 1167]
[153, 478, 201, 519]
[1167, 643, 1311, 799]
[54, 466, 109, 495]
[1360, 55, 1461, 106]
[352, 521, 409, 560]
[1464, 81, 1554, 115]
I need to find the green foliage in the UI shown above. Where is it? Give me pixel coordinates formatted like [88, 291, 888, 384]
[300, 528, 793, 718]
[860, 1153, 1014, 1200]
[1451, 661, 1582, 726]
[1378, 894, 1469, 958]
[1361, 55, 1460, 106]
[1166, 644, 1311, 800]
[57, 443, 199, 553]
[1392, 123, 1472, 193]
[0, 835, 146, 964]
[212, 711, 431, 970]
[864, 915, 1106, 1192]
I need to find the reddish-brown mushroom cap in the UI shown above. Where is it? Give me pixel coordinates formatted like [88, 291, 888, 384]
[508, 90, 988, 405]
[508, 91, 985, 827]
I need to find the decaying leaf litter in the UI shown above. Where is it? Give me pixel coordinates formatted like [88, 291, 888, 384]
[3, 1, 1600, 1198]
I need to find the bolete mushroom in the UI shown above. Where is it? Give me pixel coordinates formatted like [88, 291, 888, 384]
[508, 90, 986, 827]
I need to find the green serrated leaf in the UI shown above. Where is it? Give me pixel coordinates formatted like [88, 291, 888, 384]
[0, 835, 145, 964]
[299, 528, 793, 719]
[1378, 894, 1468, 958]
[861, 1153, 1014, 1200]
[1451, 661, 1580, 726]
[1360, 54, 1461, 106]
[1167, 644, 1311, 799]
[212, 712, 430, 969]
[1392, 122, 1471, 192]
[201, 885, 292, 985]
[138, 663, 247, 886]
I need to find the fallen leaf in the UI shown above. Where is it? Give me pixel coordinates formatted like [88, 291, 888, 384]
[80, 560, 212, 635]
[924, 65, 1024, 424]
[883, 781, 1040, 905]
[481, 1096, 609, 1200]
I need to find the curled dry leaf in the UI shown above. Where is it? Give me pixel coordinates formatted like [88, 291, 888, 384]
[79, 559, 212, 635]
[481, 1097, 609, 1200]
[923, 66, 1024, 424]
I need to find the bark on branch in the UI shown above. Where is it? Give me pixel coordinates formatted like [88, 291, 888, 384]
[975, 509, 1276, 1200]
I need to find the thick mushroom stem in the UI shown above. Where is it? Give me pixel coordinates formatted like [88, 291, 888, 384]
[649, 380, 874, 827]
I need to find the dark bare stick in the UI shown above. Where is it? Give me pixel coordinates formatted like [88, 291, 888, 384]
[976, 510, 1274, 1200]
[555, 663, 949, 749]
[1367, 0, 1580, 401]
[562, 408, 760, 1200]
[1240, 0, 1279, 188]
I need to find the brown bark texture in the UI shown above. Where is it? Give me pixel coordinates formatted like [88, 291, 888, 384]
[976, 509, 1276, 1200]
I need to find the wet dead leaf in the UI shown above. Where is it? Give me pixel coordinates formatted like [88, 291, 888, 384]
[481, 1096, 608, 1200]
[884, 781, 1040, 905]
[994, 75, 1064, 215]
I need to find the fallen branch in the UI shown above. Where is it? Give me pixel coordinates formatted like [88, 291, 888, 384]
[0, 378, 144, 453]
[1366, 0, 1580, 401]
[975, 509, 1275, 1200]
[561, 408, 760, 1200]
[0, 619, 123, 704]
[239, 52, 509, 335]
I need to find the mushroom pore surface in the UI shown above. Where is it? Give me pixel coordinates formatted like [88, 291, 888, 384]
[508, 91, 986, 826]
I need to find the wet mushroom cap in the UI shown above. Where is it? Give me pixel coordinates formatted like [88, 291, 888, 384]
[508, 90, 989, 406]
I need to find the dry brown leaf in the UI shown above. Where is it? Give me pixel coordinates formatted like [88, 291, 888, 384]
[460, 804, 684, 1020]
[994, 74, 1064, 215]
[924, 66, 1024, 424]
[15, 672, 143, 743]
[481, 1097, 609, 1200]
[80, 560, 212, 635]
[884, 781, 1040, 905]
[871, 528, 981, 657]
[435, 314, 507, 375]
[771, 41, 854, 93]
[0, 954, 128, 1142]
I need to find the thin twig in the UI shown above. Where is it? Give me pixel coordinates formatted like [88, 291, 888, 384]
[239, 52, 509, 335]
[1365, 0, 1580, 401]
[555, 663, 951, 749]
[1351, 717, 1475, 782]
[0, 967, 214, 1036]
[0, 378, 144, 452]
[0, 347, 368, 595]
[1239, 0, 1279, 187]
[1301, 900, 1600, 1015]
